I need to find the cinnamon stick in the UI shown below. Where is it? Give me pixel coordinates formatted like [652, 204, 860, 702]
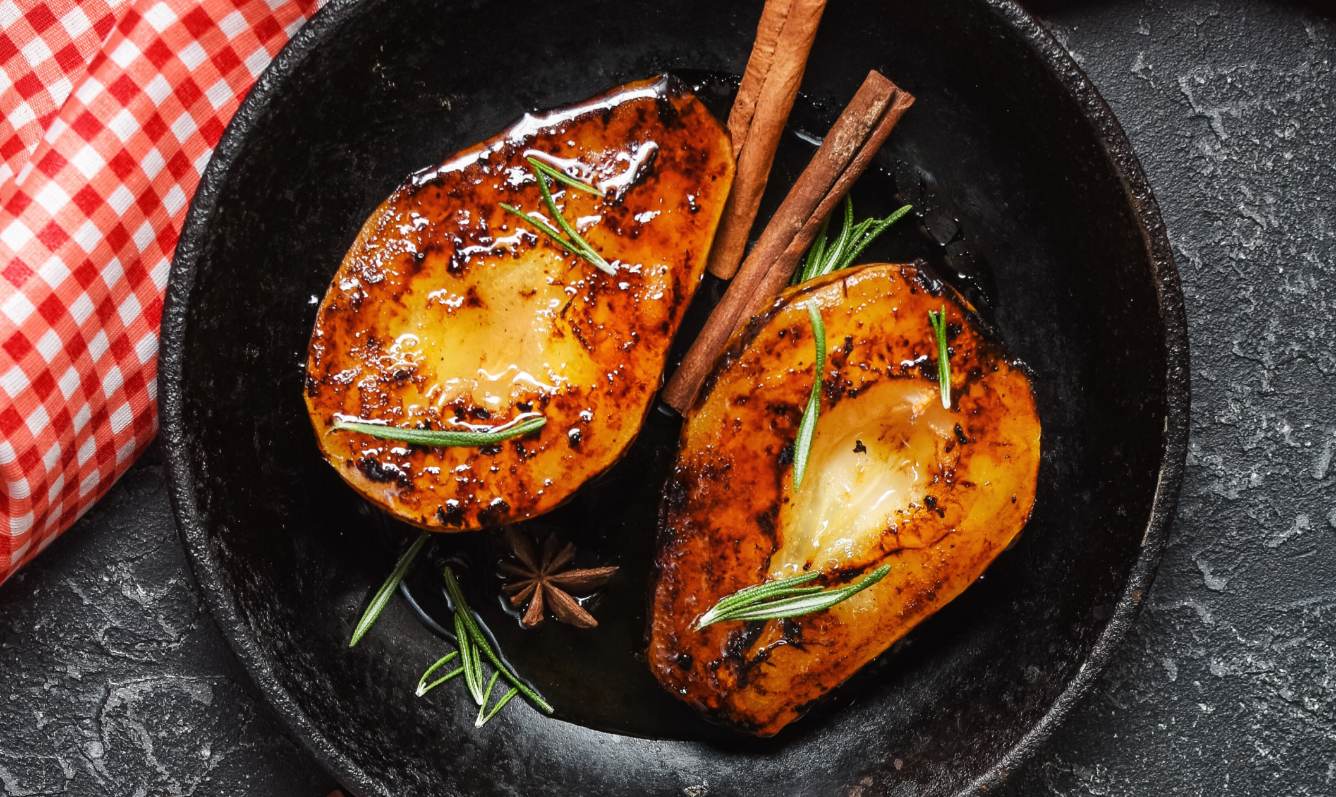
[706, 0, 828, 280]
[664, 71, 914, 413]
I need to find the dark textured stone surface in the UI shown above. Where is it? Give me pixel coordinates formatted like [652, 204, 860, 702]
[1008, 2, 1336, 794]
[0, 444, 331, 796]
[0, 1, 1331, 795]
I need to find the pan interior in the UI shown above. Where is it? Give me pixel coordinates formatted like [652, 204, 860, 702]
[164, 1, 1181, 794]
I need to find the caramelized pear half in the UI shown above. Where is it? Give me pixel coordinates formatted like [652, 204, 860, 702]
[304, 77, 733, 530]
[649, 263, 1041, 735]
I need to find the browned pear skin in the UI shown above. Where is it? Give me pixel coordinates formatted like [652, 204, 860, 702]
[304, 77, 734, 531]
[649, 263, 1042, 736]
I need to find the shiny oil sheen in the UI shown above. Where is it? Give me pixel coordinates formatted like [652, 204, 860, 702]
[304, 76, 734, 531]
[649, 264, 1042, 736]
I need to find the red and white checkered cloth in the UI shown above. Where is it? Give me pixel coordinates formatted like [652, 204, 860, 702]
[0, 0, 324, 585]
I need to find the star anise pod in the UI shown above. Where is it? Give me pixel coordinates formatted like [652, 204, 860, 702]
[499, 529, 618, 629]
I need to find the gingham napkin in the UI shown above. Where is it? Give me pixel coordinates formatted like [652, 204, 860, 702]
[0, 0, 323, 585]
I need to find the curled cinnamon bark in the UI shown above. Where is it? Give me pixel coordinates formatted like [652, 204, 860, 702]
[664, 70, 914, 414]
[707, 0, 828, 280]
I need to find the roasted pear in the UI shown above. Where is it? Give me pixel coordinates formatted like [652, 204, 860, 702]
[305, 77, 734, 530]
[648, 263, 1041, 735]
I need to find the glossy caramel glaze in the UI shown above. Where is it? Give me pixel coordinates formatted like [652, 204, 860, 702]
[648, 264, 1041, 735]
[305, 76, 733, 531]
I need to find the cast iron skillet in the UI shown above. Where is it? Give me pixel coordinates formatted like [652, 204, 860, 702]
[160, 0, 1189, 794]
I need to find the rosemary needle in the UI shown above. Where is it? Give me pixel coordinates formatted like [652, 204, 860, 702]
[348, 532, 428, 648]
[835, 203, 913, 272]
[928, 305, 951, 409]
[415, 651, 464, 697]
[694, 571, 823, 629]
[415, 572, 538, 727]
[455, 609, 485, 705]
[801, 214, 831, 281]
[796, 196, 913, 283]
[441, 566, 554, 715]
[500, 158, 615, 276]
[475, 672, 501, 724]
[791, 304, 826, 491]
[474, 672, 522, 728]
[817, 196, 856, 279]
[532, 163, 614, 274]
[709, 570, 822, 611]
[695, 565, 891, 629]
[524, 156, 601, 196]
[332, 415, 545, 447]
[476, 684, 521, 727]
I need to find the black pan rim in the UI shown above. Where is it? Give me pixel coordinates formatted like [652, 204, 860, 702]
[157, 0, 1190, 794]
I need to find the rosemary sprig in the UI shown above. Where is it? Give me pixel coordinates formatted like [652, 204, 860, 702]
[818, 196, 856, 279]
[432, 565, 555, 718]
[524, 155, 601, 196]
[475, 673, 520, 728]
[694, 571, 823, 629]
[415, 651, 463, 697]
[791, 304, 826, 491]
[332, 415, 546, 447]
[454, 609, 485, 705]
[796, 196, 914, 283]
[500, 157, 615, 275]
[348, 532, 429, 647]
[928, 305, 951, 409]
[695, 565, 891, 629]
[352, 549, 549, 727]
